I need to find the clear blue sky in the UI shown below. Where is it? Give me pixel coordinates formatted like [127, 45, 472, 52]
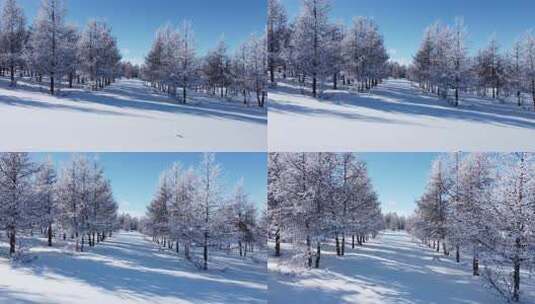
[282, 0, 535, 65]
[18, 0, 267, 64]
[359, 153, 439, 216]
[31, 153, 267, 218]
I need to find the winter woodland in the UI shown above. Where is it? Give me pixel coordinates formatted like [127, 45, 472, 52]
[267, 0, 535, 151]
[410, 153, 535, 303]
[268, 152, 535, 304]
[0, 153, 268, 304]
[144, 153, 268, 271]
[0, 0, 267, 151]
[0, 153, 118, 258]
[268, 152, 383, 269]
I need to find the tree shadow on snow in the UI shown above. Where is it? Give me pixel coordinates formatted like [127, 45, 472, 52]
[13, 233, 266, 303]
[0, 78, 267, 126]
[270, 80, 535, 129]
[270, 232, 496, 304]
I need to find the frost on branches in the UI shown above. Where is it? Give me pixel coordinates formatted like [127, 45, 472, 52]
[268, 152, 383, 269]
[267, 0, 390, 97]
[142, 22, 267, 107]
[0, 153, 118, 258]
[409, 153, 535, 303]
[0, 0, 122, 95]
[144, 153, 267, 271]
[411, 19, 535, 109]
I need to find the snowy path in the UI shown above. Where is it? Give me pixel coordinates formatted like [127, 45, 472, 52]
[0, 78, 266, 151]
[269, 231, 535, 304]
[268, 79, 535, 151]
[0, 232, 267, 304]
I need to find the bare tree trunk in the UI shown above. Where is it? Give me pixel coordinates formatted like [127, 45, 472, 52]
[48, 223, 53, 247]
[9, 229, 16, 256]
[275, 228, 281, 257]
[203, 231, 208, 270]
[315, 242, 321, 268]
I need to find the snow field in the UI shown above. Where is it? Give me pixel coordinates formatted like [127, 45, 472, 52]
[0, 231, 267, 304]
[0, 77, 267, 152]
[268, 231, 535, 304]
[268, 79, 535, 152]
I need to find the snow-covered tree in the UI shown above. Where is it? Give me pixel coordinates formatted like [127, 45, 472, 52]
[291, 0, 332, 97]
[27, 0, 77, 94]
[33, 157, 57, 247]
[267, 0, 289, 84]
[78, 20, 121, 90]
[197, 153, 221, 270]
[411, 153, 535, 303]
[0, 0, 27, 86]
[268, 153, 383, 269]
[0, 153, 38, 256]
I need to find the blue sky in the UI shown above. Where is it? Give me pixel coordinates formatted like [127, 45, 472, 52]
[282, 0, 535, 65]
[359, 153, 438, 216]
[18, 0, 267, 64]
[31, 153, 267, 218]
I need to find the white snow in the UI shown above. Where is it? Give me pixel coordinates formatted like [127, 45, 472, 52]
[268, 231, 535, 304]
[268, 79, 535, 152]
[0, 231, 267, 304]
[0, 77, 267, 152]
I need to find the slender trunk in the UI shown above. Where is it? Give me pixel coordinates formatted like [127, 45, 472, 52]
[275, 229, 281, 257]
[315, 242, 321, 268]
[455, 245, 460, 263]
[306, 235, 312, 268]
[341, 234, 345, 256]
[473, 246, 479, 276]
[50, 75, 55, 95]
[48, 223, 53, 247]
[9, 230, 16, 256]
[513, 259, 520, 302]
[335, 233, 340, 256]
[10, 65, 15, 85]
[203, 231, 208, 270]
[312, 74, 317, 97]
[352, 235, 355, 249]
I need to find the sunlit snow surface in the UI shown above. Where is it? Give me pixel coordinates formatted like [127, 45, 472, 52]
[268, 231, 535, 304]
[0, 78, 267, 152]
[268, 79, 535, 152]
[0, 232, 267, 304]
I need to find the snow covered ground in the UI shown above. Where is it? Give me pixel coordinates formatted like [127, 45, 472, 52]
[268, 231, 535, 304]
[268, 79, 535, 152]
[0, 231, 267, 304]
[0, 77, 267, 152]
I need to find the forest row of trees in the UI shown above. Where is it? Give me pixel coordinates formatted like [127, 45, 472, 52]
[144, 153, 267, 271]
[268, 0, 390, 97]
[0, 153, 118, 257]
[268, 153, 384, 269]
[142, 23, 267, 107]
[411, 19, 535, 108]
[409, 153, 535, 302]
[383, 212, 407, 231]
[0, 0, 122, 94]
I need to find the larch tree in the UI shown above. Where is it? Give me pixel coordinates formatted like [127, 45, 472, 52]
[0, 0, 27, 86]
